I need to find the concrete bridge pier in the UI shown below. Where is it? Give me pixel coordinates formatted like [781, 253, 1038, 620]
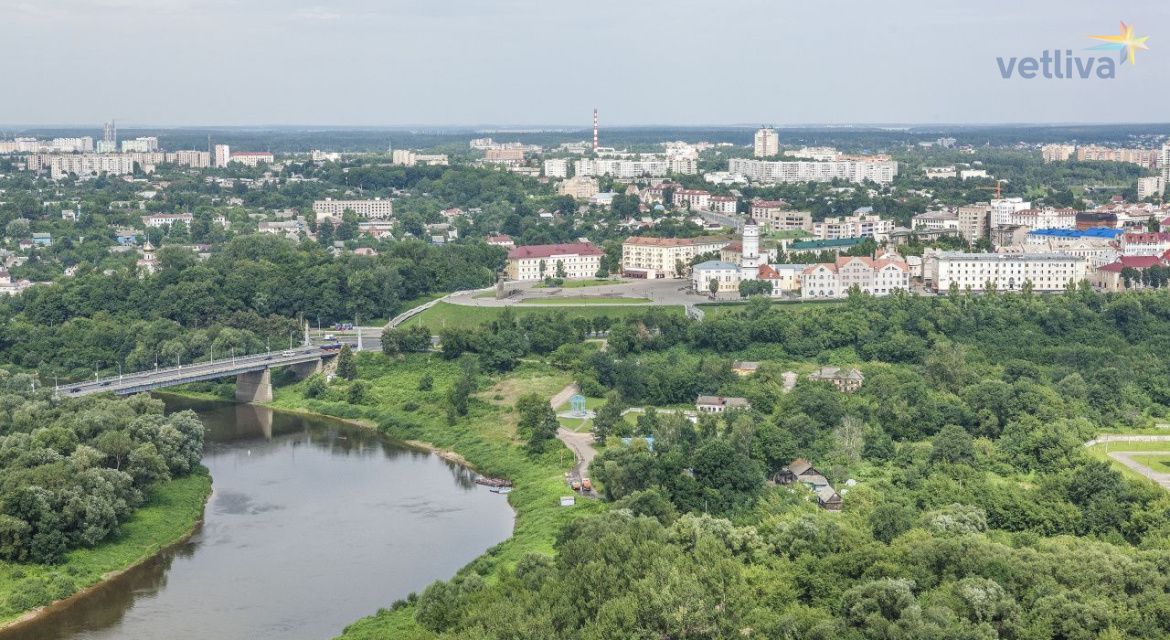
[236, 369, 273, 403]
[289, 358, 323, 380]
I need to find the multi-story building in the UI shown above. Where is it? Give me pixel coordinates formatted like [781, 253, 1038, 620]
[141, 213, 194, 228]
[728, 158, 899, 185]
[1006, 208, 1078, 230]
[1076, 145, 1159, 168]
[1119, 231, 1170, 256]
[485, 148, 524, 163]
[121, 137, 159, 153]
[1021, 228, 1122, 266]
[622, 235, 735, 279]
[757, 263, 811, 295]
[990, 198, 1033, 227]
[672, 189, 710, 210]
[1138, 176, 1165, 201]
[749, 201, 812, 233]
[1163, 142, 1170, 185]
[214, 144, 231, 168]
[813, 215, 894, 241]
[958, 203, 992, 241]
[231, 151, 274, 167]
[169, 150, 212, 168]
[1041, 144, 1076, 163]
[924, 166, 957, 179]
[556, 176, 600, 199]
[800, 256, 909, 299]
[925, 252, 1087, 292]
[692, 260, 741, 295]
[391, 150, 449, 167]
[574, 159, 670, 179]
[543, 158, 569, 178]
[708, 196, 737, 214]
[505, 243, 604, 281]
[784, 146, 840, 161]
[313, 198, 394, 221]
[753, 126, 778, 158]
[1094, 256, 1168, 292]
[49, 155, 135, 180]
[912, 210, 960, 231]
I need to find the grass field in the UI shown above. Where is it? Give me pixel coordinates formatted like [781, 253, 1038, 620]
[1132, 454, 1170, 473]
[1085, 439, 1170, 483]
[397, 301, 681, 330]
[535, 279, 624, 289]
[267, 353, 606, 639]
[0, 470, 212, 625]
[520, 297, 652, 305]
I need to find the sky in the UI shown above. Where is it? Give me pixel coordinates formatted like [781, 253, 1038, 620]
[1, 0, 1168, 127]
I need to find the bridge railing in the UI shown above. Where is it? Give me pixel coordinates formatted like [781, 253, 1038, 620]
[54, 348, 325, 395]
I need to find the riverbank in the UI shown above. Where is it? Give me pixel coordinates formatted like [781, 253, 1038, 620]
[0, 469, 213, 630]
[264, 353, 606, 639]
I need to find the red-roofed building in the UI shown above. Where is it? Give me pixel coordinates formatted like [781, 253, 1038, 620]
[486, 235, 515, 248]
[1121, 232, 1170, 256]
[1094, 256, 1167, 291]
[506, 242, 604, 281]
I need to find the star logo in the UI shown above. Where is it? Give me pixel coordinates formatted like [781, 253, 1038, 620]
[1085, 21, 1150, 65]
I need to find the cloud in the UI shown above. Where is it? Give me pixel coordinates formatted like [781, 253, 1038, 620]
[293, 6, 341, 21]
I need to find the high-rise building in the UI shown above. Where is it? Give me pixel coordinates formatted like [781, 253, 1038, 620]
[753, 126, 778, 158]
[214, 144, 231, 167]
[1162, 142, 1170, 184]
[103, 120, 116, 144]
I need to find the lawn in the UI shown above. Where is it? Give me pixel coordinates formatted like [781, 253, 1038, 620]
[267, 353, 607, 639]
[397, 301, 681, 330]
[520, 297, 653, 305]
[1132, 454, 1170, 473]
[535, 279, 624, 289]
[1085, 439, 1170, 483]
[0, 470, 212, 625]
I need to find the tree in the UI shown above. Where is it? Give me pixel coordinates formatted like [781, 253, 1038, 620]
[304, 373, 327, 398]
[869, 502, 915, 543]
[418, 372, 434, 391]
[347, 380, 367, 404]
[929, 424, 975, 465]
[708, 278, 719, 297]
[336, 344, 357, 380]
[592, 391, 625, 441]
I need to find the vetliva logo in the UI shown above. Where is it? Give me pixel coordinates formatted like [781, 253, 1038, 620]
[998, 21, 1149, 79]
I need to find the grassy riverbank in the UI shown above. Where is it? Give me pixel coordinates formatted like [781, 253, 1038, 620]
[0, 469, 212, 626]
[266, 353, 606, 639]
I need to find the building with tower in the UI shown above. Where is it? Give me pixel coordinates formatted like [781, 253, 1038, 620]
[738, 217, 762, 281]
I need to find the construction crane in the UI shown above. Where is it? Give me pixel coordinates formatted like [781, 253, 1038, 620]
[975, 179, 1009, 198]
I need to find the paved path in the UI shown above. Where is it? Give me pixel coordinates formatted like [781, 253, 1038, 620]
[446, 278, 704, 308]
[1108, 452, 1170, 490]
[550, 384, 599, 496]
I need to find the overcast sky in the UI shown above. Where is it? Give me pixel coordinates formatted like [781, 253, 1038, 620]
[1, 0, 1167, 126]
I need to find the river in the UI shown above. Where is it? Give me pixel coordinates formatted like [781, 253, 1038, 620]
[2, 397, 515, 640]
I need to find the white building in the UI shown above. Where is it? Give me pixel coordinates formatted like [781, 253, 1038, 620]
[728, 158, 898, 185]
[708, 196, 737, 214]
[753, 126, 778, 158]
[544, 158, 569, 178]
[912, 210, 960, 231]
[1005, 208, 1077, 230]
[622, 235, 735, 279]
[231, 151, 274, 167]
[214, 144, 231, 168]
[121, 137, 159, 153]
[49, 155, 135, 180]
[673, 189, 710, 210]
[1120, 232, 1170, 257]
[800, 256, 909, 299]
[813, 215, 894, 241]
[557, 176, 600, 199]
[926, 252, 1087, 292]
[141, 213, 194, 228]
[574, 159, 670, 179]
[692, 260, 741, 295]
[506, 243, 604, 281]
[1138, 176, 1165, 201]
[990, 198, 1032, 227]
[312, 198, 394, 221]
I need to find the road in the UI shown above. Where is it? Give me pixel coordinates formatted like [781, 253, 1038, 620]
[550, 383, 599, 496]
[1108, 452, 1170, 490]
[59, 347, 334, 398]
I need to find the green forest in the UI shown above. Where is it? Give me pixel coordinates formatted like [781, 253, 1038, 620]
[342, 288, 1170, 640]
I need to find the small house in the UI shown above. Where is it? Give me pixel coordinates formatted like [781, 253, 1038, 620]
[816, 486, 843, 511]
[732, 361, 759, 376]
[808, 367, 864, 392]
[696, 395, 752, 413]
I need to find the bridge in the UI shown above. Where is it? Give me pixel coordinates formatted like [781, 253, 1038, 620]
[58, 347, 340, 403]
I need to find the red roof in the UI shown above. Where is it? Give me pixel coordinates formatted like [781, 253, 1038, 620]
[507, 242, 603, 260]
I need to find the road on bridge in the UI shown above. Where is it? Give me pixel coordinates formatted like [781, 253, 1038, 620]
[58, 346, 337, 398]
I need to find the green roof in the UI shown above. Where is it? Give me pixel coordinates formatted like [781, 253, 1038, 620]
[788, 237, 866, 250]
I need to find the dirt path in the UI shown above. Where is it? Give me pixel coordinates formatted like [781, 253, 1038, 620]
[1108, 452, 1170, 490]
[550, 384, 600, 495]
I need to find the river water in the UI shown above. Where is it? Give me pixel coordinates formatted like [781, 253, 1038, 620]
[2, 397, 515, 640]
